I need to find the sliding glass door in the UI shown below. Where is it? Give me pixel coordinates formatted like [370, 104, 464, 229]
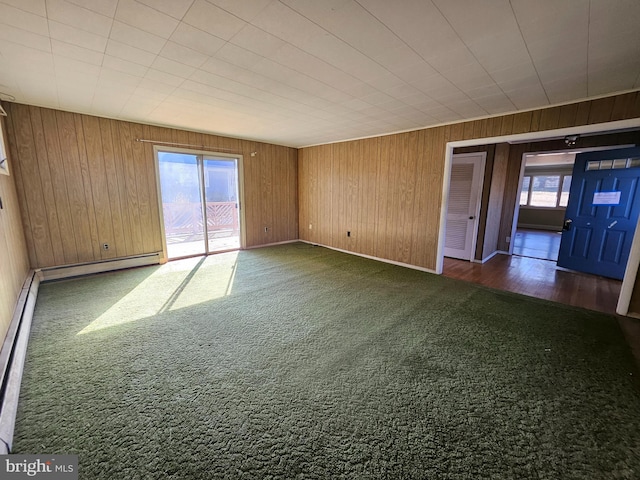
[203, 157, 240, 253]
[158, 150, 240, 260]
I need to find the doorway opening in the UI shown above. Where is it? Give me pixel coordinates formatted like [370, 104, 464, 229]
[156, 149, 242, 260]
[438, 120, 640, 315]
[512, 151, 575, 261]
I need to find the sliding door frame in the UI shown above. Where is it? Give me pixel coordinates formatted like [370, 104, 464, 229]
[153, 145, 246, 263]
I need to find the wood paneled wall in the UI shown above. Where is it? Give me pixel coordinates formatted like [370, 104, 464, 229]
[0, 110, 30, 344]
[299, 91, 640, 272]
[4, 103, 298, 268]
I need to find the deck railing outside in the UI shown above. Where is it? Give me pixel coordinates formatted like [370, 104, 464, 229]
[163, 201, 239, 242]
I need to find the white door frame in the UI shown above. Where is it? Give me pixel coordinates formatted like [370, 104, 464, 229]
[444, 152, 486, 261]
[153, 145, 246, 263]
[436, 117, 640, 316]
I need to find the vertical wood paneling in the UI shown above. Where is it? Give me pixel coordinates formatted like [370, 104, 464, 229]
[511, 112, 532, 134]
[82, 115, 116, 260]
[99, 118, 126, 259]
[0, 111, 30, 346]
[11, 104, 55, 266]
[558, 103, 579, 128]
[588, 97, 615, 124]
[116, 121, 144, 255]
[56, 110, 95, 263]
[374, 136, 391, 259]
[575, 101, 591, 125]
[299, 91, 640, 271]
[28, 107, 65, 265]
[41, 109, 78, 264]
[6, 104, 298, 268]
[129, 122, 154, 254]
[538, 106, 561, 131]
[74, 113, 101, 259]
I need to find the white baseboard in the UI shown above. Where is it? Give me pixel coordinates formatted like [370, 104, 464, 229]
[471, 250, 510, 264]
[245, 239, 300, 250]
[38, 253, 161, 281]
[0, 271, 40, 454]
[300, 240, 436, 274]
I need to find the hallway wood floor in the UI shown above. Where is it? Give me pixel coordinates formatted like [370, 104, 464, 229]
[512, 228, 561, 261]
[443, 254, 620, 314]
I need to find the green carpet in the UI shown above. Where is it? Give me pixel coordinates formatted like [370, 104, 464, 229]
[13, 243, 640, 479]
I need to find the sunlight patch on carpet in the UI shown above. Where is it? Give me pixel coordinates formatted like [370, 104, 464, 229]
[77, 252, 238, 335]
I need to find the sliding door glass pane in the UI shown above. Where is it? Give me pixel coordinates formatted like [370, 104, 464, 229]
[203, 157, 240, 252]
[158, 152, 206, 259]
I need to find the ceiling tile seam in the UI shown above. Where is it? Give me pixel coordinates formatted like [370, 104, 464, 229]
[189, 62, 337, 114]
[98, 0, 143, 105]
[137, 0, 193, 21]
[508, 0, 550, 105]
[181, 72, 348, 124]
[257, 2, 448, 121]
[0, 29, 52, 54]
[224, 30, 370, 109]
[43, 0, 60, 108]
[351, 0, 478, 117]
[110, 0, 193, 117]
[278, 1, 434, 107]
[223, 21, 450, 118]
[46, 0, 113, 37]
[221, 17, 374, 110]
[429, 0, 516, 113]
[300, 86, 640, 149]
[0, 48, 23, 103]
[214, 46, 350, 106]
[114, 3, 178, 42]
[204, 0, 272, 24]
[0, 0, 46, 18]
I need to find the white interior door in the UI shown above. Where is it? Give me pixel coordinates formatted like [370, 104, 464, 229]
[444, 153, 486, 260]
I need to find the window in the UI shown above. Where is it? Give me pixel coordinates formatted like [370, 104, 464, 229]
[519, 176, 530, 205]
[520, 173, 572, 208]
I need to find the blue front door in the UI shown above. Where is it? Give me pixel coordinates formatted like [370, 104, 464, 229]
[557, 146, 640, 280]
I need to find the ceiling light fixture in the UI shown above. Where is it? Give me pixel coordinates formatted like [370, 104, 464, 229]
[564, 134, 580, 147]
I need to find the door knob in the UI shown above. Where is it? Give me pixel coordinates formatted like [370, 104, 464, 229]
[563, 219, 572, 231]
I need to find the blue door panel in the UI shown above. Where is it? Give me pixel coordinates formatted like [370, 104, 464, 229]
[557, 146, 640, 280]
[577, 178, 597, 217]
[568, 227, 591, 258]
[611, 178, 637, 219]
[599, 230, 625, 264]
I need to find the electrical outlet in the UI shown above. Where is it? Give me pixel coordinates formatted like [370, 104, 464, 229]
[309, 224, 312, 230]
[102, 243, 110, 250]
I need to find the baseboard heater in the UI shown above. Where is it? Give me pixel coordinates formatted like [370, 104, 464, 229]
[0, 271, 39, 454]
[0, 253, 161, 454]
[38, 252, 162, 281]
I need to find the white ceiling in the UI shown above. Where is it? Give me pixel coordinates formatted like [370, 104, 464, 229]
[0, 0, 639, 148]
